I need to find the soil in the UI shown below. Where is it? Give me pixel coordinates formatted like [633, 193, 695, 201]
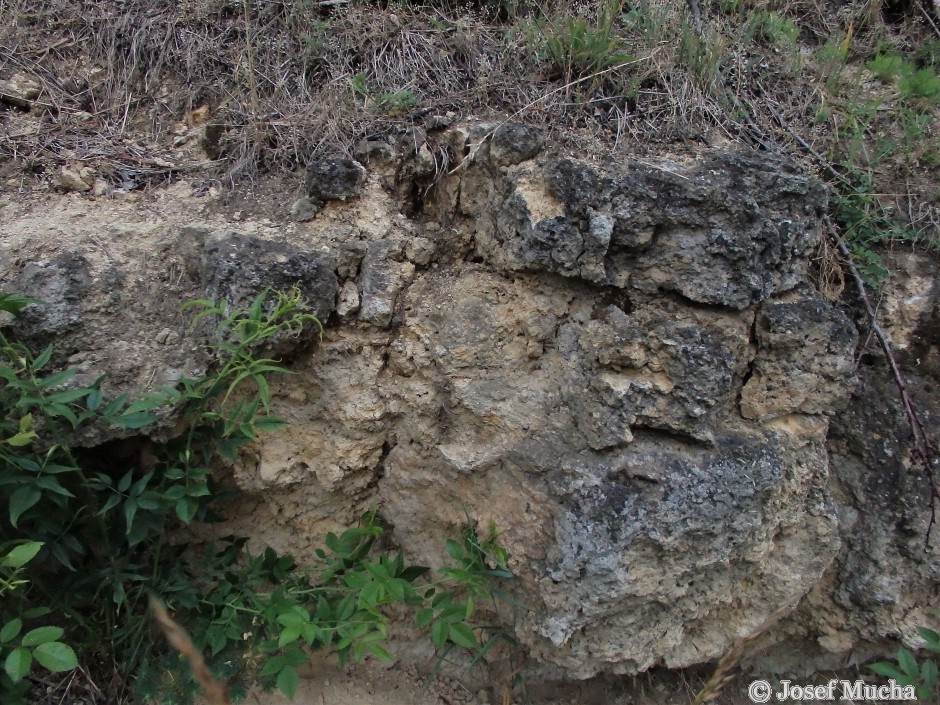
[242, 658, 476, 705]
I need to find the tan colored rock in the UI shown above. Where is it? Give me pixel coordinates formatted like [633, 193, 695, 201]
[55, 165, 92, 192]
[3, 132, 911, 682]
[336, 281, 360, 317]
[0, 72, 41, 108]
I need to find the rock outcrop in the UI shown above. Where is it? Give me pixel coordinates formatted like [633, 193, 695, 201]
[3, 124, 936, 680]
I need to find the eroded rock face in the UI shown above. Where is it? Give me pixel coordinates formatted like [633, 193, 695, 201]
[466, 147, 825, 309]
[741, 298, 857, 421]
[7, 125, 921, 681]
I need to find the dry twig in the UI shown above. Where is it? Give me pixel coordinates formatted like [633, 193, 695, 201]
[824, 216, 940, 546]
[150, 595, 231, 705]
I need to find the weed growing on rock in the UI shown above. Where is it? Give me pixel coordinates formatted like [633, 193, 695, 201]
[138, 515, 514, 703]
[0, 288, 315, 700]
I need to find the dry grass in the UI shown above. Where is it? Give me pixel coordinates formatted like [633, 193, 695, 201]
[0, 1, 937, 261]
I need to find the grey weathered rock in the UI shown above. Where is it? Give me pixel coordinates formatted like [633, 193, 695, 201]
[92, 178, 112, 197]
[358, 239, 405, 327]
[490, 123, 544, 166]
[741, 298, 858, 421]
[354, 138, 398, 169]
[12, 252, 92, 344]
[3, 130, 926, 684]
[404, 236, 435, 266]
[306, 157, 367, 201]
[573, 305, 749, 446]
[765, 250, 940, 672]
[200, 232, 337, 354]
[471, 149, 825, 309]
[290, 196, 322, 222]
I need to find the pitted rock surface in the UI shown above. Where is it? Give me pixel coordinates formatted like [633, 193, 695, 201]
[7, 127, 933, 682]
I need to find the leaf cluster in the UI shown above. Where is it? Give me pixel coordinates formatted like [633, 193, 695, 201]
[0, 543, 77, 705]
[0, 288, 317, 701]
[870, 620, 940, 702]
[141, 515, 515, 702]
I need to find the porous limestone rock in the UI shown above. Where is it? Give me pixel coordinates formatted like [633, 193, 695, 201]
[741, 298, 858, 421]
[7, 125, 933, 683]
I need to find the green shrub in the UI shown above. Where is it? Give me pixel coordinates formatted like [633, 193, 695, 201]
[0, 288, 317, 698]
[752, 11, 799, 47]
[300, 20, 331, 61]
[915, 39, 940, 69]
[831, 180, 920, 284]
[137, 515, 513, 703]
[900, 67, 940, 100]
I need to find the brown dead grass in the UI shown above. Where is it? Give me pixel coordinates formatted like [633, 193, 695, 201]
[0, 0, 931, 196]
[0, 0, 935, 189]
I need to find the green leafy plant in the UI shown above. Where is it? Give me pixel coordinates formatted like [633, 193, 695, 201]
[900, 68, 940, 101]
[300, 19, 331, 61]
[348, 74, 420, 116]
[0, 287, 320, 700]
[138, 515, 514, 703]
[0, 542, 78, 705]
[751, 11, 799, 47]
[831, 182, 914, 285]
[869, 620, 940, 702]
[869, 53, 908, 83]
[915, 39, 940, 69]
[349, 72, 369, 102]
[419, 519, 516, 679]
[373, 90, 420, 117]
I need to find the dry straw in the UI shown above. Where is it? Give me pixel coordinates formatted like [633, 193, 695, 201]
[150, 595, 231, 705]
[691, 604, 792, 705]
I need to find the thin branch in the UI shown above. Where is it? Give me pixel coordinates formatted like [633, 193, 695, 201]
[825, 216, 940, 545]
[917, 0, 940, 39]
